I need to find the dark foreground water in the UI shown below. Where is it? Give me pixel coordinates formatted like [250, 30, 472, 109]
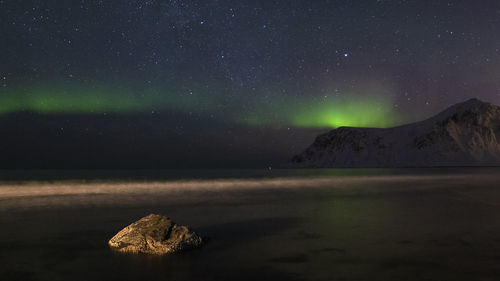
[2, 168, 500, 281]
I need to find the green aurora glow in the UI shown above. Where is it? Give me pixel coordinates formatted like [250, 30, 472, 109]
[241, 95, 399, 128]
[0, 87, 217, 114]
[0, 91, 141, 114]
[0, 87, 400, 129]
[290, 99, 397, 128]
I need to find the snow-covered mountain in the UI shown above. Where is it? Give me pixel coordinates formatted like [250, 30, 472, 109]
[290, 98, 500, 167]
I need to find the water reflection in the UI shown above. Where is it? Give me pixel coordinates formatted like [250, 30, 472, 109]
[2, 168, 500, 280]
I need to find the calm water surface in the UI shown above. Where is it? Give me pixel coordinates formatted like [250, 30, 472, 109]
[2, 168, 500, 281]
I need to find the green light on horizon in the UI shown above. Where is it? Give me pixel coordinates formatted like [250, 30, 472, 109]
[290, 100, 396, 128]
[0, 87, 217, 115]
[0, 87, 400, 130]
[0, 89, 148, 114]
[241, 95, 398, 129]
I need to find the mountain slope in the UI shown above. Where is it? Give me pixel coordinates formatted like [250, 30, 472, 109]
[290, 98, 500, 167]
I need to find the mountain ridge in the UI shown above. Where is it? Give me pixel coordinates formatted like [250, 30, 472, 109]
[290, 98, 500, 167]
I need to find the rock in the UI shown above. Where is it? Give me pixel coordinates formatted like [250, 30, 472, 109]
[108, 214, 203, 255]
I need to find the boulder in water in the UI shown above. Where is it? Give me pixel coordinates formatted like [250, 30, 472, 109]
[108, 214, 204, 255]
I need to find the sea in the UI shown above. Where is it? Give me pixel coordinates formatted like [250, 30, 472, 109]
[2, 168, 500, 281]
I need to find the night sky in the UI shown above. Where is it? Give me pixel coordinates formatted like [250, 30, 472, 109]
[2, 1, 500, 168]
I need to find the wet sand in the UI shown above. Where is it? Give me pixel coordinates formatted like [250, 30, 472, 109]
[2, 169, 500, 281]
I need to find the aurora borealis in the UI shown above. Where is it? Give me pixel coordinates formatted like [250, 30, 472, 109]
[241, 95, 398, 128]
[0, 86, 214, 114]
[3, 0, 500, 167]
[1, 86, 399, 128]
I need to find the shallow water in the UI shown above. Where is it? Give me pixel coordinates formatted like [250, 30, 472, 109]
[2, 168, 500, 281]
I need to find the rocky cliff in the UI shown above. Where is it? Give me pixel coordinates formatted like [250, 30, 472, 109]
[290, 98, 500, 167]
